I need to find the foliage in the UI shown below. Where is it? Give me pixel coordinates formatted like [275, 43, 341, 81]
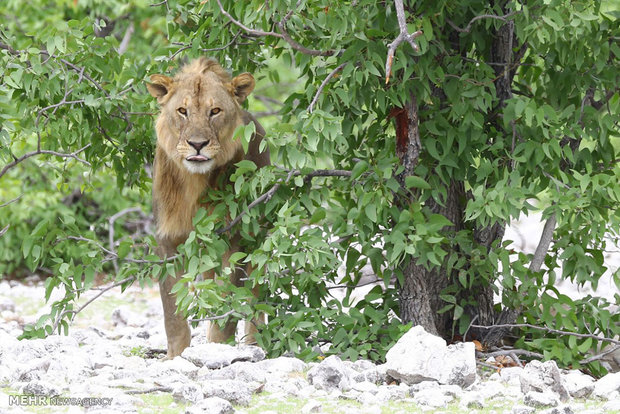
[1, 0, 618, 372]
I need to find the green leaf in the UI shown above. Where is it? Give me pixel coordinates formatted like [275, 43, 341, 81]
[405, 176, 431, 189]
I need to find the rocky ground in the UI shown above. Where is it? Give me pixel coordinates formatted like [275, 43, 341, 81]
[1, 214, 619, 414]
[0, 276, 619, 414]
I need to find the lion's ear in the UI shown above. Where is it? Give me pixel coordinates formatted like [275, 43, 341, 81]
[231, 73, 255, 103]
[146, 74, 173, 102]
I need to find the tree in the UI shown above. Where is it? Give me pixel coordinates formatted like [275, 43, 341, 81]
[1, 0, 618, 373]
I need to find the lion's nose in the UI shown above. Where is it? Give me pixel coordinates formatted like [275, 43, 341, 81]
[187, 140, 209, 152]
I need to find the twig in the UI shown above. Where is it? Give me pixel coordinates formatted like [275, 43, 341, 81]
[0, 225, 8, 237]
[52, 276, 136, 332]
[581, 344, 620, 364]
[529, 212, 556, 273]
[188, 309, 237, 322]
[472, 323, 620, 345]
[215, 0, 338, 56]
[308, 62, 347, 113]
[118, 22, 134, 55]
[0, 194, 22, 208]
[0, 144, 91, 180]
[385, 0, 423, 84]
[215, 0, 281, 38]
[481, 348, 544, 359]
[445, 11, 520, 34]
[216, 169, 352, 234]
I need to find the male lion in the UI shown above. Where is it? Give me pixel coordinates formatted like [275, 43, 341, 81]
[146, 57, 270, 358]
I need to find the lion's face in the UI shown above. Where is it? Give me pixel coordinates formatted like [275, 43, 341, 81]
[147, 59, 255, 175]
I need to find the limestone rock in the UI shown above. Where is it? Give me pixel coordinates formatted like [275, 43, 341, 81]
[524, 390, 559, 408]
[202, 380, 253, 406]
[562, 370, 594, 398]
[185, 397, 234, 414]
[384, 325, 476, 387]
[592, 371, 620, 400]
[307, 355, 354, 391]
[520, 360, 570, 402]
[182, 343, 265, 369]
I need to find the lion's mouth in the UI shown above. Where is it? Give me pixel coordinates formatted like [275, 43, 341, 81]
[186, 155, 210, 162]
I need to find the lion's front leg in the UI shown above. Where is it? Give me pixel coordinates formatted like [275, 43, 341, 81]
[159, 273, 191, 359]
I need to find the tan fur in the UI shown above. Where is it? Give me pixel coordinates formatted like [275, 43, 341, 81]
[147, 58, 270, 358]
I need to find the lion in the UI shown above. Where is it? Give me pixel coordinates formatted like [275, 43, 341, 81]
[146, 57, 270, 358]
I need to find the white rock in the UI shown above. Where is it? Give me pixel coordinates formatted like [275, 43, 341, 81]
[352, 365, 388, 384]
[491, 366, 524, 385]
[375, 384, 407, 401]
[202, 380, 253, 406]
[301, 400, 322, 413]
[0, 297, 16, 312]
[520, 360, 570, 402]
[185, 396, 234, 414]
[182, 343, 264, 369]
[21, 380, 61, 396]
[173, 382, 204, 403]
[384, 325, 476, 387]
[412, 387, 454, 407]
[539, 405, 575, 414]
[592, 371, 620, 400]
[511, 406, 536, 414]
[255, 356, 307, 374]
[198, 361, 266, 383]
[523, 390, 559, 408]
[111, 306, 148, 327]
[352, 381, 378, 394]
[459, 393, 484, 409]
[602, 399, 620, 412]
[562, 370, 594, 398]
[307, 355, 354, 391]
[153, 356, 199, 377]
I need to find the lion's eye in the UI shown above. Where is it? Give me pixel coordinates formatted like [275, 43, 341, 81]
[210, 108, 221, 116]
[177, 107, 187, 116]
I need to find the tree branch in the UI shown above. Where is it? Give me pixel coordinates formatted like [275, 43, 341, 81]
[0, 144, 91, 180]
[445, 11, 520, 34]
[216, 168, 352, 234]
[52, 276, 136, 333]
[385, 0, 423, 84]
[472, 323, 620, 345]
[308, 62, 347, 113]
[0, 195, 22, 208]
[215, 0, 338, 56]
[529, 212, 556, 273]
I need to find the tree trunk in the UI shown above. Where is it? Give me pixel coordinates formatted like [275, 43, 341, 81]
[395, 1, 526, 342]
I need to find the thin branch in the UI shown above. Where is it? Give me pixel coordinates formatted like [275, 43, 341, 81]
[0, 225, 8, 237]
[308, 62, 347, 113]
[529, 212, 556, 273]
[481, 348, 544, 359]
[446, 11, 520, 34]
[0, 144, 91, 180]
[215, 0, 281, 38]
[276, 21, 336, 57]
[0, 194, 22, 208]
[385, 0, 423, 84]
[581, 344, 620, 364]
[188, 309, 237, 322]
[472, 323, 620, 345]
[216, 169, 352, 234]
[215, 0, 338, 56]
[52, 276, 136, 332]
[118, 22, 134, 55]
